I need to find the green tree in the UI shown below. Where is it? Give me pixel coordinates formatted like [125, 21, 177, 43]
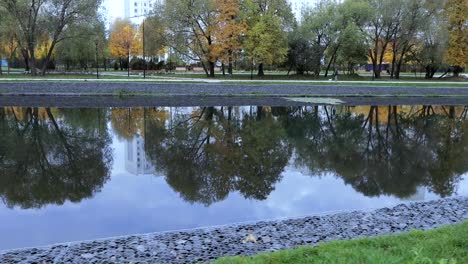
[164, 0, 219, 77]
[0, 0, 103, 75]
[244, 13, 289, 76]
[335, 23, 368, 75]
[366, 0, 404, 78]
[301, 0, 340, 76]
[243, 0, 293, 76]
[55, 18, 107, 71]
[142, 2, 168, 62]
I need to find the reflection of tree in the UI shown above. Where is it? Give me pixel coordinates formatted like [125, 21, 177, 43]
[111, 107, 169, 140]
[236, 108, 291, 200]
[145, 107, 291, 205]
[282, 105, 468, 198]
[0, 107, 113, 209]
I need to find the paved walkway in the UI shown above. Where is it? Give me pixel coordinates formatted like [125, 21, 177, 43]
[0, 81, 467, 97]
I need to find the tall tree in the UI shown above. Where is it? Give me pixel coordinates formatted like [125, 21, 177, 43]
[0, 0, 102, 75]
[0, 0, 45, 75]
[109, 18, 138, 71]
[243, 0, 293, 76]
[211, 0, 247, 75]
[301, 0, 340, 76]
[389, 0, 426, 79]
[142, 2, 168, 62]
[444, 0, 467, 77]
[55, 18, 107, 71]
[366, 0, 404, 78]
[164, 0, 219, 77]
[409, 0, 448, 79]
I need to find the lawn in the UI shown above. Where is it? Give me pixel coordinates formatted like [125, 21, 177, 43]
[214, 221, 468, 264]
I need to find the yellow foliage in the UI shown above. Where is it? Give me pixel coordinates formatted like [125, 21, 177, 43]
[210, 0, 248, 64]
[35, 37, 55, 59]
[109, 18, 139, 59]
[445, 0, 467, 67]
[368, 40, 395, 64]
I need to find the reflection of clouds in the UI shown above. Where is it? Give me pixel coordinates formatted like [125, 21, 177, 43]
[1, 135, 467, 251]
[260, 170, 401, 219]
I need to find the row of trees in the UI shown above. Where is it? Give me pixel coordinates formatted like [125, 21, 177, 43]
[0, 0, 466, 78]
[134, 0, 466, 78]
[1, 105, 467, 208]
[0, 0, 104, 75]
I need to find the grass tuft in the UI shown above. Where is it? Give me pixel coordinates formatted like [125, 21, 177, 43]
[214, 222, 468, 264]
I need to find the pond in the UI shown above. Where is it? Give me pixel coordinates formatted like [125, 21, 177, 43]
[0, 105, 467, 250]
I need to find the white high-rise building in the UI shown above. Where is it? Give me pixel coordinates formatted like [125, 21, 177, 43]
[288, 0, 317, 21]
[124, 0, 158, 19]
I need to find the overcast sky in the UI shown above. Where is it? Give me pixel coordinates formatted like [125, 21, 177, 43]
[102, 0, 319, 23]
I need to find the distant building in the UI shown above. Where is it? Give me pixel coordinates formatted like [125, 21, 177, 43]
[123, 0, 164, 24]
[0, 59, 7, 67]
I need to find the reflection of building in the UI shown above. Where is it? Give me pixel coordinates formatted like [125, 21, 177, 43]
[125, 135, 154, 175]
[402, 186, 427, 201]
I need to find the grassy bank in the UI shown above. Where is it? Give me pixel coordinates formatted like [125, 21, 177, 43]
[214, 221, 468, 264]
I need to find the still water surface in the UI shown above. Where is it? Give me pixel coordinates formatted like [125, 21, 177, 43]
[0, 105, 467, 250]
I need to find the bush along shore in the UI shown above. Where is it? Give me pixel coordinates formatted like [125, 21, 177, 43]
[0, 197, 466, 264]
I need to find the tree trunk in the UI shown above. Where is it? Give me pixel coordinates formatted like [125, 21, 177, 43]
[41, 41, 58, 75]
[453, 66, 461, 77]
[221, 63, 225, 76]
[257, 63, 264, 77]
[228, 55, 233, 75]
[21, 49, 30, 72]
[390, 42, 397, 79]
[200, 61, 209, 77]
[28, 43, 37, 75]
[324, 46, 339, 77]
[209, 61, 215, 78]
[228, 61, 233, 75]
[395, 58, 404, 79]
[324, 54, 335, 78]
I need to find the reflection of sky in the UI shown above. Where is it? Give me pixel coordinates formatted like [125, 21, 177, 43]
[0, 135, 467, 251]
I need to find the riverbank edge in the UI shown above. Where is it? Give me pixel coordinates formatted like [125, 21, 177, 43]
[1, 197, 466, 264]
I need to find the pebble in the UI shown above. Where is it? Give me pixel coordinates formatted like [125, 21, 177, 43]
[0, 197, 466, 264]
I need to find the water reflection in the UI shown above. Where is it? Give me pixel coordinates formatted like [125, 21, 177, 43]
[0, 105, 467, 209]
[0, 107, 113, 209]
[282, 105, 468, 198]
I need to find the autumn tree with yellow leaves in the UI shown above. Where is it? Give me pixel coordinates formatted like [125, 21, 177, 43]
[445, 0, 467, 77]
[211, 0, 247, 75]
[109, 18, 139, 72]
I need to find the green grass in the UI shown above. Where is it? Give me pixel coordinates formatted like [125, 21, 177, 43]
[214, 222, 468, 264]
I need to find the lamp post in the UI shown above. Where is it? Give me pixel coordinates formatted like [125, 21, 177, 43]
[127, 44, 130, 78]
[143, 19, 146, 79]
[95, 38, 99, 79]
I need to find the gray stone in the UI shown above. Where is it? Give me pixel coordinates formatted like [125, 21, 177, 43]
[80, 253, 94, 259]
[0, 197, 466, 264]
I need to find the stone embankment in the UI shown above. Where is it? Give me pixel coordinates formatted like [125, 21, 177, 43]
[0, 197, 467, 264]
